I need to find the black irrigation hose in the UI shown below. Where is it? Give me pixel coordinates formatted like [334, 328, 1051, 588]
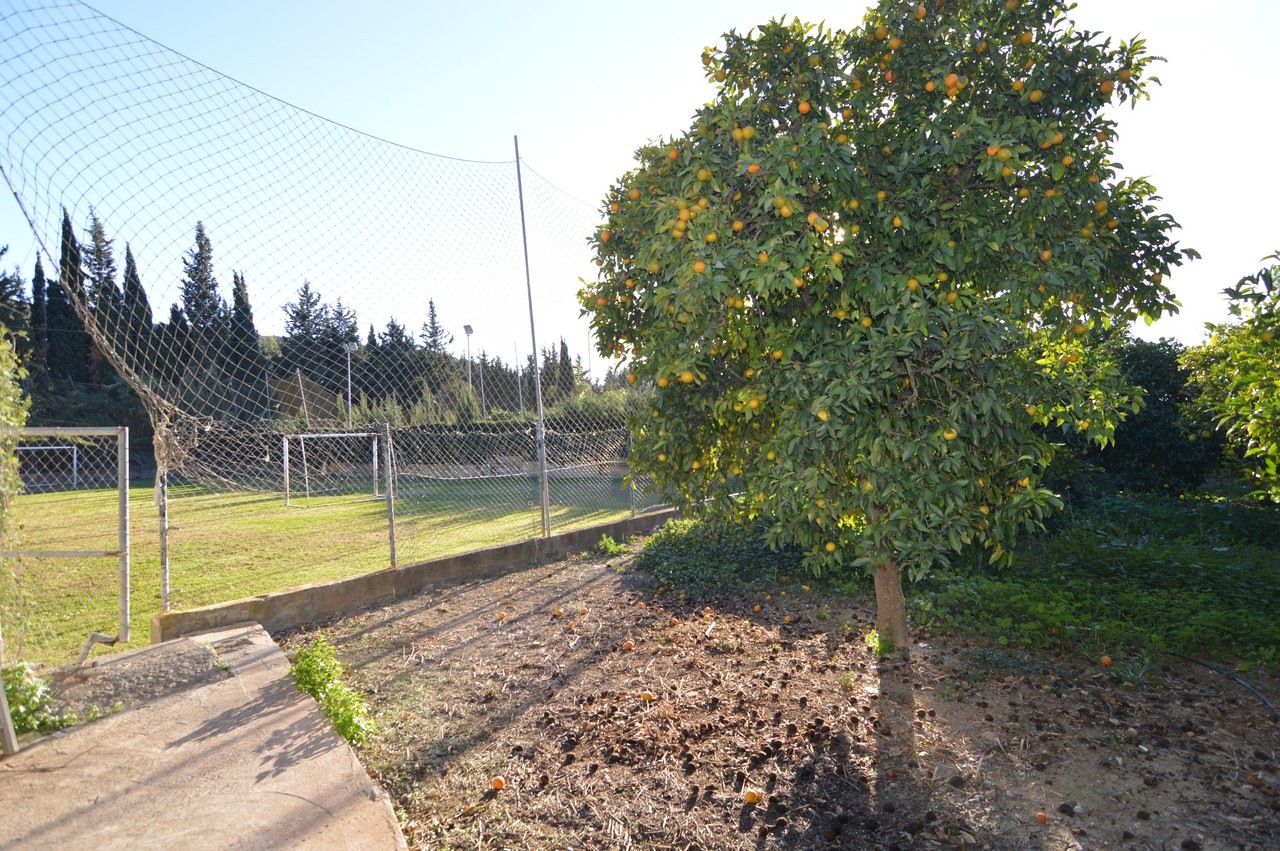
[1176, 654, 1279, 715]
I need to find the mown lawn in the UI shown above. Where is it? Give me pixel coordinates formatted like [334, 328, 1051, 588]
[3, 475, 646, 664]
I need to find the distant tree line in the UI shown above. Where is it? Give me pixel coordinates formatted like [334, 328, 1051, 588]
[0, 212, 640, 434]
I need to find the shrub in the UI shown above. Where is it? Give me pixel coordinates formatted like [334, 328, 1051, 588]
[634, 516, 804, 592]
[1, 662, 76, 734]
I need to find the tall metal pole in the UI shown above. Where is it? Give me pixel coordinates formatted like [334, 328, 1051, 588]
[117, 427, 130, 642]
[514, 136, 551, 537]
[515, 341, 524, 414]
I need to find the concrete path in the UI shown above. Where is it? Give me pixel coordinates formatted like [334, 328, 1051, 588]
[0, 623, 406, 850]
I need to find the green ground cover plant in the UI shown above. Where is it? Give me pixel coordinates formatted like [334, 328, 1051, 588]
[637, 491, 1280, 667]
[290, 635, 375, 746]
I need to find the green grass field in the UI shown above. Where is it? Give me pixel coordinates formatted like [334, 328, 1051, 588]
[3, 475, 652, 665]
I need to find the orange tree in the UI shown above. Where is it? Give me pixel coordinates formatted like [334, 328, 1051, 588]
[582, 0, 1195, 649]
[1184, 252, 1280, 501]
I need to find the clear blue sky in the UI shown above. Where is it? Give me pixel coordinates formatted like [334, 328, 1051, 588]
[2, 0, 1276, 347]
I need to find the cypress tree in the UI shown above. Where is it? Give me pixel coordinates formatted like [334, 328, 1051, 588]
[30, 255, 47, 366]
[46, 209, 90, 382]
[120, 244, 154, 371]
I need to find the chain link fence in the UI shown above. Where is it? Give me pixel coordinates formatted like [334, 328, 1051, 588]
[0, 2, 664, 663]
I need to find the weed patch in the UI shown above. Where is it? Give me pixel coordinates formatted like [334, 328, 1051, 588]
[290, 636, 375, 745]
[913, 493, 1280, 663]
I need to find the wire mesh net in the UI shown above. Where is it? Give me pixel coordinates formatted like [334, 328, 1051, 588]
[0, 1, 664, 659]
[3, 429, 128, 665]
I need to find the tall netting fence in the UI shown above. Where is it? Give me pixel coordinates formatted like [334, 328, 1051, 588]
[0, 2, 663, 661]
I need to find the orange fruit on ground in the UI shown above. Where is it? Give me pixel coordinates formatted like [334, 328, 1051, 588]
[1101, 655, 1113, 666]
[581, 608, 589, 616]
[497, 611, 507, 620]
[1035, 812, 1048, 824]
[492, 776, 506, 790]
[641, 691, 654, 703]
[623, 640, 635, 651]
[636, 602, 645, 609]
[753, 604, 762, 613]
[744, 790, 763, 804]
[784, 616, 792, 623]
[554, 609, 564, 618]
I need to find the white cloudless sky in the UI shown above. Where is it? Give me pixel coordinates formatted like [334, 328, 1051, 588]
[2, 0, 1275, 345]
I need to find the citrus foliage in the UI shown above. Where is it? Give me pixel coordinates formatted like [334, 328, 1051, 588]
[582, 0, 1194, 619]
[1184, 252, 1280, 501]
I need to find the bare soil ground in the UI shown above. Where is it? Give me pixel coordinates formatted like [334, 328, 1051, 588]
[287, 547, 1278, 850]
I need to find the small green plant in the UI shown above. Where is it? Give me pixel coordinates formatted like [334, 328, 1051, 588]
[864, 629, 899, 658]
[592, 534, 631, 557]
[838, 671, 856, 690]
[2, 662, 77, 735]
[290, 636, 376, 746]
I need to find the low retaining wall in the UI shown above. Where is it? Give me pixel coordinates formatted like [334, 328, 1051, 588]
[151, 508, 677, 644]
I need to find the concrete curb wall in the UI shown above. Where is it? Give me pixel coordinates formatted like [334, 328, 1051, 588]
[151, 508, 677, 643]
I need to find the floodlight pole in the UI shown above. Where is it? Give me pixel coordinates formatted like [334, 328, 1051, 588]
[463, 324, 474, 407]
[343, 342, 358, 428]
[514, 135, 551, 537]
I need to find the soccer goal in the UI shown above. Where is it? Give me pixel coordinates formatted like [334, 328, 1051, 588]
[282, 431, 381, 506]
[4, 427, 131, 644]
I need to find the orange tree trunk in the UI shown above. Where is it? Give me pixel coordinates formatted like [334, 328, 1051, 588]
[873, 560, 909, 653]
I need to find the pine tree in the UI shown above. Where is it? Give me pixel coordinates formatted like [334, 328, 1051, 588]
[82, 211, 121, 316]
[0, 247, 29, 356]
[30, 255, 48, 367]
[82, 210, 122, 386]
[180, 221, 222, 336]
[419, 298, 453, 354]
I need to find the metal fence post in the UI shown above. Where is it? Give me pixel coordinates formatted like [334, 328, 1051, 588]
[0, 618, 17, 754]
[628, 431, 636, 518]
[282, 436, 290, 506]
[383, 423, 396, 568]
[159, 469, 170, 612]
[116, 426, 129, 642]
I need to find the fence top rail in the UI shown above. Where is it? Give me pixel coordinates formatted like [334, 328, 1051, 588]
[7, 427, 125, 437]
[286, 432, 379, 440]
